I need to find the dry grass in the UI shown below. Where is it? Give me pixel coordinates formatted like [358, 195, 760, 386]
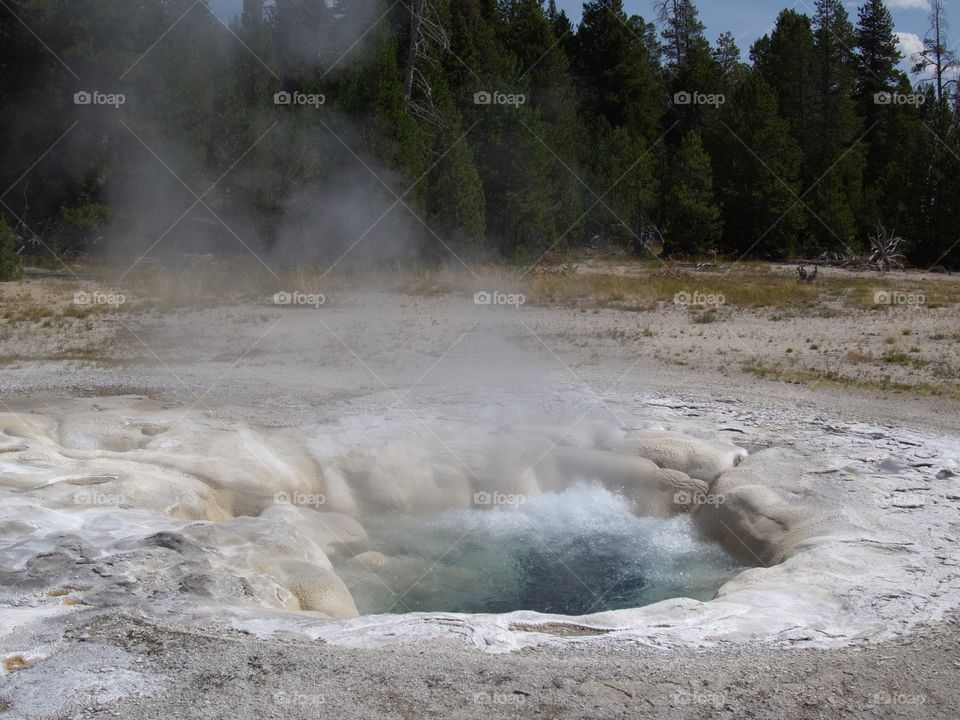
[0, 350, 128, 367]
[527, 266, 960, 311]
[4, 258, 957, 315]
[527, 270, 820, 308]
[742, 359, 960, 399]
[3, 655, 34, 672]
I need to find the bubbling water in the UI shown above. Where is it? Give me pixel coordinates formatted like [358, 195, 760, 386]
[337, 483, 747, 616]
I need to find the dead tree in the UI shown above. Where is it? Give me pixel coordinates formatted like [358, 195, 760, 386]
[911, 0, 959, 104]
[402, 0, 450, 135]
[403, 0, 425, 100]
[867, 222, 905, 271]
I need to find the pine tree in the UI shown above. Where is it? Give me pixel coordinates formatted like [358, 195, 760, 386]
[412, 5, 486, 255]
[589, 120, 660, 249]
[334, 22, 427, 201]
[813, 0, 859, 164]
[902, 87, 960, 267]
[713, 71, 804, 258]
[713, 31, 742, 76]
[808, 0, 865, 251]
[546, 0, 575, 56]
[574, 1, 664, 247]
[855, 0, 902, 105]
[574, 0, 663, 139]
[753, 9, 817, 156]
[656, 0, 706, 70]
[854, 0, 916, 235]
[501, 0, 584, 245]
[444, 0, 561, 257]
[661, 131, 722, 255]
[658, 0, 718, 139]
[668, 33, 722, 138]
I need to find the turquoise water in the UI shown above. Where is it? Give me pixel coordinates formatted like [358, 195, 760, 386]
[338, 483, 748, 616]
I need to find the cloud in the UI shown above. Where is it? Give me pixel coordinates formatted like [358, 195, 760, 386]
[896, 31, 925, 60]
[886, 0, 930, 10]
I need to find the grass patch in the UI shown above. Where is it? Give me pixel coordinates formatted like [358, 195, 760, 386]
[881, 351, 930, 368]
[526, 269, 822, 309]
[691, 309, 718, 323]
[882, 351, 911, 365]
[4, 259, 959, 316]
[742, 359, 960, 398]
[2, 304, 58, 322]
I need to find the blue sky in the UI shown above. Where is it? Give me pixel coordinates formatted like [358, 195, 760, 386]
[207, 0, 952, 72]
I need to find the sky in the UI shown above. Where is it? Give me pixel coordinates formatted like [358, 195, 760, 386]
[206, 0, 954, 73]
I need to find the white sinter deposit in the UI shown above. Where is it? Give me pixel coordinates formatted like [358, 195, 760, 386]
[2, 390, 958, 654]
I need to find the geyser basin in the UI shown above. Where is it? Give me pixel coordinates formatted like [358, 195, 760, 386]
[340, 484, 748, 615]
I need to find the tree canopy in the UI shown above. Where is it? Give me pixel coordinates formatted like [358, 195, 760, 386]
[0, 0, 957, 268]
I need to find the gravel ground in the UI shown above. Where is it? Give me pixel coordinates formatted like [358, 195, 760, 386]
[3, 607, 959, 719]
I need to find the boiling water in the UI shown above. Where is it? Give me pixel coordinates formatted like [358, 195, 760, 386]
[338, 483, 748, 616]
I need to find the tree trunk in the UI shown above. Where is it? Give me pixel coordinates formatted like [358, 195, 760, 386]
[403, 0, 425, 100]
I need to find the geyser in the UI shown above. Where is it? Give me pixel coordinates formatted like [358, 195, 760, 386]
[0, 396, 777, 634]
[339, 483, 748, 616]
[2, 392, 956, 657]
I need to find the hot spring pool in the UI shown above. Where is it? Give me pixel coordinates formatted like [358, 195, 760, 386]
[337, 483, 749, 616]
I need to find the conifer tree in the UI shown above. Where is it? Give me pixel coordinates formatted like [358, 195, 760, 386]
[854, 0, 918, 234]
[808, 0, 865, 251]
[713, 31, 742, 76]
[661, 131, 722, 255]
[656, 0, 706, 71]
[713, 71, 804, 258]
[753, 9, 818, 157]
